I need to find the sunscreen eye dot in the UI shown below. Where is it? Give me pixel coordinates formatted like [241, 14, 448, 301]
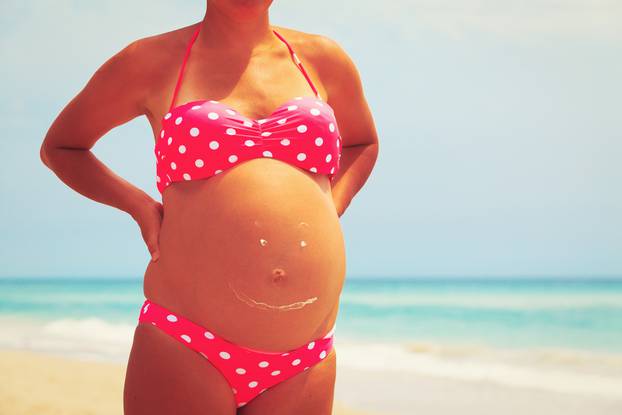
[260, 239, 268, 246]
[300, 240, 307, 248]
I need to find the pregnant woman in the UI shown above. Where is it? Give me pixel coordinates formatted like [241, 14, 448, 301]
[40, 1, 378, 414]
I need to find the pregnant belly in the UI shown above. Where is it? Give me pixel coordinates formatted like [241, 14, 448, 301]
[143, 159, 346, 351]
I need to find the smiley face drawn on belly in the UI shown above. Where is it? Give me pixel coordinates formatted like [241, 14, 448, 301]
[227, 220, 318, 311]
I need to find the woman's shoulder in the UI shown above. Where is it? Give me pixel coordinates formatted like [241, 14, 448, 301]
[271, 25, 361, 97]
[270, 25, 347, 60]
[125, 22, 200, 64]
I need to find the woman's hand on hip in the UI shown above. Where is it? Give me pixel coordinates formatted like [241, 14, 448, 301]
[130, 198, 164, 262]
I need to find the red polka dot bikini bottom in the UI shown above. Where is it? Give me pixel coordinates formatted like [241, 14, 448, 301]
[137, 299, 336, 409]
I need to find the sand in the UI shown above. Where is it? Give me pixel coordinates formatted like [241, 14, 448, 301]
[0, 350, 374, 415]
[2, 349, 621, 415]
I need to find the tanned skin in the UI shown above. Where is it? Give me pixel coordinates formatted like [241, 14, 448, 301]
[40, 1, 378, 414]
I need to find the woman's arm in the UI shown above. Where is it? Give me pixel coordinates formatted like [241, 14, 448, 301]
[311, 35, 379, 217]
[40, 38, 163, 260]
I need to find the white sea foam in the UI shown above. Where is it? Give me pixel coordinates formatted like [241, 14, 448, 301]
[2, 315, 622, 400]
[0, 316, 134, 362]
[335, 339, 622, 400]
[342, 292, 622, 309]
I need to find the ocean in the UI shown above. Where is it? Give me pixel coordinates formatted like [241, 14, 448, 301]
[2, 277, 622, 399]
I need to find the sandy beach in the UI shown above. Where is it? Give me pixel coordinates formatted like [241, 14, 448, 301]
[2, 278, 622, 415]
[2, 347, 622, 415]
[0, 350, 374, 415]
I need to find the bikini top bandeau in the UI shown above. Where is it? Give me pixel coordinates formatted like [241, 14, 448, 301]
[154, 23, 342, 194]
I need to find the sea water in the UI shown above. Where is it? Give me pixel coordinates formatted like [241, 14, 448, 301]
[1, 277, 621, 398]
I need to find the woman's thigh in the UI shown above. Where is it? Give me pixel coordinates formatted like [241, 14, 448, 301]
[123, 323, 236, 415]
[239, 348, 337, 415]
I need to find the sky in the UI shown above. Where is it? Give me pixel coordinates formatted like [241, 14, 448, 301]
[1, 0, 620, 279]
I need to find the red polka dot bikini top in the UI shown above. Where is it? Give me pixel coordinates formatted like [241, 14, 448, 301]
[155, 22, 342, 194]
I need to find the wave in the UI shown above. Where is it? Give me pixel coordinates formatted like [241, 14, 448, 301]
[0, 316, 134, 362]
[2, 315, 621, 399]
[335, 339, 622, 399]
[341, 293, 622, 310]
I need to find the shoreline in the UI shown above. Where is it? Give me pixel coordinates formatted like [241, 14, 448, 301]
[0, 349, 375, 415]
[2, 347, 622, 415]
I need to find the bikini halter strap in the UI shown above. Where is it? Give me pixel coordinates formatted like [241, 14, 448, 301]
[271, 29, 322, 100]
[168, 23, 322, 112]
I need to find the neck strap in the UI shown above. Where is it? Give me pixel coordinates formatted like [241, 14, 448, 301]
[168, 22, 322, 111]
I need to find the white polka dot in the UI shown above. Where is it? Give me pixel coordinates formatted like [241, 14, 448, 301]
[248, 381, 259, 388]
[219, 351, 231, 360]
[315, 137, 324, 146]
[329, 122, 335, 132]
[307, 341, 315, 350]
[243, 120, 253, 127]
[178, 145, 186, 154]
[258, 361, 269, 368]
[297, 124, 308, 133]
[226, 128, 237, 135]
[215, 169, 223, 174]
[195, 159, 204, 168]
[180, 334, 191, 343]
[304, 366, 309, 370]
[297, 153, 307, 161]
[277, 118, 287, 124]
[142, 303, 150, 313]
[271, 370, 281, 376]
[330, 166, 335, 174]
[167, 137, 173, 145]
[164, 113, 172, 120]
[175, 116, 183, 125]
[182, 173, 191, 180]
[160, 130, 165, 138]
[310, 167, 317, 173]
[209, 141, 219, 150]
[280, 139, 290, 146]
[319, 350, 327, 359]
[244, 140, 255, 147]
[310, 108, 321, 116]
[261, 131, 272, 137]
[170, 162, 177, 170]
[287, 105, 298, 111]
[225, 109, 236, 115]
[166, 314, 178, 322]
[208, 112, 219, 120]
[191, 105, 202, 110]
[325, 154, 332, 163]
[189, 127, 200, 137]
[291, 359, 301, 366]
[257, 119, 268, 124]
[228, 155, 238, 163]
[263, 151, 273, 157]
[204, 331, 215, 339]
[236, 368, 246, 375]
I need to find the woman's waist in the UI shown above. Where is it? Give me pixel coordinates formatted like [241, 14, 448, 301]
[142, 260, 345, 350]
